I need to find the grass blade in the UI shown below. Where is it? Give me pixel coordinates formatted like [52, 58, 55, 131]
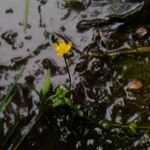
[24, 0, 30, 32]
[0, 69, 23, 112]
[12, 112, 43, 150]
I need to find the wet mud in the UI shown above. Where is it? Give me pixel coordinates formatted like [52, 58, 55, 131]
[0, 0, 150, 149]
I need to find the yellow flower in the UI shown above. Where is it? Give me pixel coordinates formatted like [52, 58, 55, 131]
[52, 39, 72, 56]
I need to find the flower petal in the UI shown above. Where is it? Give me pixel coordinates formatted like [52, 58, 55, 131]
[52, 39, 72, 56]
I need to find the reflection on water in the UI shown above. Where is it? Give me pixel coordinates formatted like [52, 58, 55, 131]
[0, 0, 150, 149]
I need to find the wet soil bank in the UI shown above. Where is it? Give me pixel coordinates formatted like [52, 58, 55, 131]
[0, 0, 150, 149]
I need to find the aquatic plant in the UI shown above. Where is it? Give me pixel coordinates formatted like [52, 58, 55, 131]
[2, 67, 150, 149]
[39, 69, 150, 135]
[9, 68, 82, 149]
[52, 38, 72, 89]
[40, 69, 83, 117]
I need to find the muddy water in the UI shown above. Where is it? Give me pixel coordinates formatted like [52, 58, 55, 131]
[0, 0, 150, 149]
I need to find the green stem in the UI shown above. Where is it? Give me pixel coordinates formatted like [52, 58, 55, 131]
[137, 126, 150, 130]
[64, 55, 72, 89]
[112, 123, 127, 128]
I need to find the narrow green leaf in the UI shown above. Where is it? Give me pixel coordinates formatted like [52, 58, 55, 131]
[100, 120, 112, 129]
[55, 85, 68, 97]
[75, 109, 84, 117]
[0, 94, 15, 111]
[64, 97, 72, 106]
[0, 68, 23, 112]
[52, 99, 63, 108]
[73, 105, 84, 117]
[41, 69, 51, 97]
[48, 85, 71, 107]
[24, 0, 30, 32]
[128, 122, 138, 135]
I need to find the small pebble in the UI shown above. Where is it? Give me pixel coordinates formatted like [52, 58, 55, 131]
[136, 27, 147, 38]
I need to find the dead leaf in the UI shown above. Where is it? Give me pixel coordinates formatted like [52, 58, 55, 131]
[128, 79, 143, 90]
